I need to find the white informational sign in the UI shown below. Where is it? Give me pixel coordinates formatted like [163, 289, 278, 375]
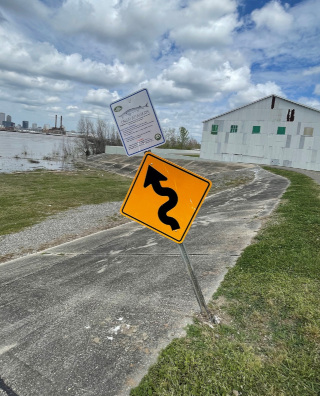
[110, 89, 165, 156]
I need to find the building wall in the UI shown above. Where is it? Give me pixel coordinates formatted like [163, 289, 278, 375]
[201, 97, 320, 171]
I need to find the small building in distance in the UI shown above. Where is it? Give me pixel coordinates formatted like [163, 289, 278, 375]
[45, 115, 65, 135]
[201, 95, 320, 171]
[2, 121, 15, 129]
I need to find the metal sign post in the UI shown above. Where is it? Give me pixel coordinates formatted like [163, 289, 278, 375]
[178, 242, 213, 321]
[112, 90, 213, 320]
[120, 151, 214, 321]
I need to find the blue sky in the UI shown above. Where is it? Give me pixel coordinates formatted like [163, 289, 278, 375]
[0, 0, 319, 140]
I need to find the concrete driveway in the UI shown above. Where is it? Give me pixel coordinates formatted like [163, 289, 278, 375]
[0, 167, 289, 396]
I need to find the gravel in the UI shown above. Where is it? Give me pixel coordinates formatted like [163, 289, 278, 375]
[0, 201, 129, 262]
[0, 158, 256, 263]
[1, 162, 317, 264]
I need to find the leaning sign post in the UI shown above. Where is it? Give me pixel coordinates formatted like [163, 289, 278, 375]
[111, 90, 213, 320]
[120, 153, 213, 320]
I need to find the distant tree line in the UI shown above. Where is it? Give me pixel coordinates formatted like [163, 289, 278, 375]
[161, 127, 200, 150]
[77, 117, 122, 156]
[77, 117, 200, 156]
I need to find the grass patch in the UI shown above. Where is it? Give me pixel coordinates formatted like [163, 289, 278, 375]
[0, 168, 131, 236]
[131, 168, 320, 395]
[181, 154, 200, 157]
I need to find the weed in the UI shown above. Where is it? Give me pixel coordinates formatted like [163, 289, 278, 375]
[0, 169, 131, 236]
[131, 168, 320, 395]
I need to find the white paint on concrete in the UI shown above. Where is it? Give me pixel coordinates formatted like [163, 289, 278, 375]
[0, 343, 17, 356]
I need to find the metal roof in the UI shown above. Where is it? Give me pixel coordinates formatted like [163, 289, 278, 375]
[203, 95, 320, 123]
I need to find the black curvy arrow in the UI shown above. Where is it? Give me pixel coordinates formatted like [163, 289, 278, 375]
[144, 165, 180, 231]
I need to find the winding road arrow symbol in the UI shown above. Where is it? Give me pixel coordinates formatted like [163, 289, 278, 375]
[144, 165, 180, 231]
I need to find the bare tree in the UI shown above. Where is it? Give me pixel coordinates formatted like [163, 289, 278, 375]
[106, 124, 122, 146]
[186, 137, 200, 150]
[93, 119, 108, 154]
[76, 117, 95, 157]
[77, 117, 123, 157]
[77, 117, 200, 155]
[161, 128, 178, 148]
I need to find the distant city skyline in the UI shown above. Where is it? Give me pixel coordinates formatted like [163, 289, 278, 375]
[0, 0, 319, 140]
[0, 109, 64, 130]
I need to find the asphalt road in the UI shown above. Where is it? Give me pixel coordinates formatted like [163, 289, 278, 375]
[0, 167, 289, 396]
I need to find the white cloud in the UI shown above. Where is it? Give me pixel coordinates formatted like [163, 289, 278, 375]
[0, 0, 319, 135]
[171, 14, 239, 49]
[0, 25, 144, 87]
[229, 81, 284, 108]
[84, 89, 120, 107]
[186, 0, 237, 21]
[143, 56, 251, 103]
[170, 0, 239, 49]
[46, 106, 62, 112]
[22, 104, 39, 111]
[298, 97, 320, 110]
[0, 0, 49, 19]
[140, 77, 193, 104]
[0, 87, 64, 109]
[304, 66, 320, 76]
[51, 0, 241, 60]
[161, 118, 171, 125]
[290, 0, 320, 32]
[45, 96, 60, 103]
[233, 0, 320, 94]
[314, 85, 320, 95]
[0, 70, 72, 92]
[52, 0, 177, 62]
[251, 1, 293, 33]
[67, 112, 78, 118]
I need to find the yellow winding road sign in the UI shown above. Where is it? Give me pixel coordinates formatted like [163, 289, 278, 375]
[120, 153, 212, 243]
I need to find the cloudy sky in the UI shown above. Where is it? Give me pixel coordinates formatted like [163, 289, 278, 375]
[0, 0, 319, 140]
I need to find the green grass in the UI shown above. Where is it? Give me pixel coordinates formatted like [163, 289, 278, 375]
[131, 168, 320, 395]
[0, 168, 131, 236]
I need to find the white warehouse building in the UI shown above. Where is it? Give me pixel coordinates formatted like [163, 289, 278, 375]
[201, 95, 320, 171]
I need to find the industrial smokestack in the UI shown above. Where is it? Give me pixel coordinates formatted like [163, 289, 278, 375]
[60, 116, 62, 130]
[55, 115, 57, 129]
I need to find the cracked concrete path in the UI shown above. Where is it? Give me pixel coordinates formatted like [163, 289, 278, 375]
[0, 167, 289, 396]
